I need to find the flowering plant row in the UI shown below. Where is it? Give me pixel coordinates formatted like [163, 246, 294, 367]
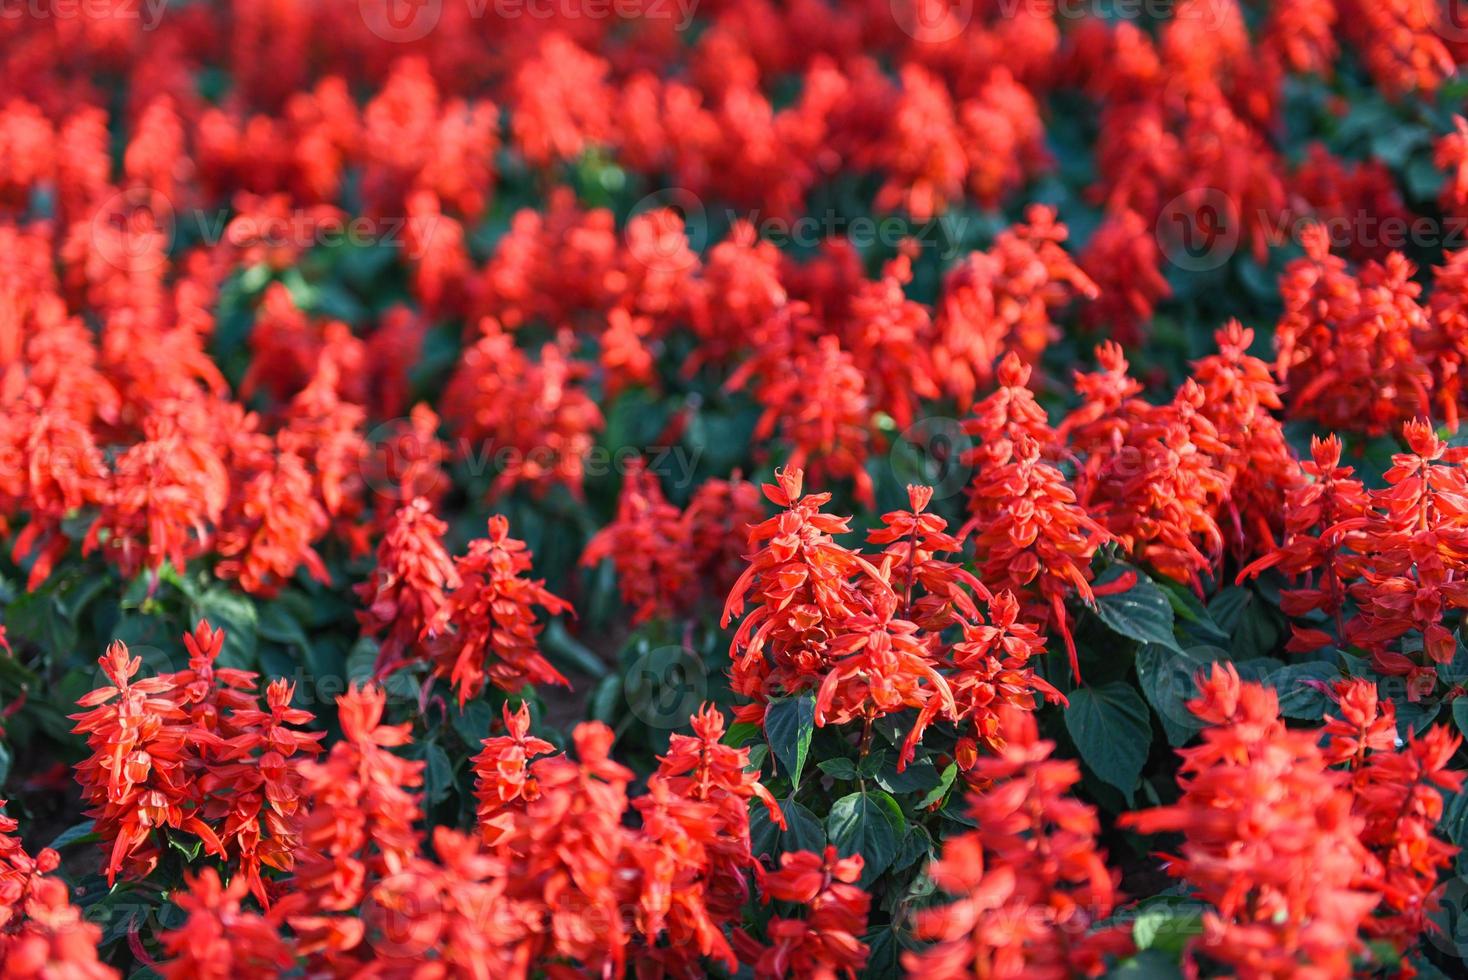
[8, 1, 1468, 978]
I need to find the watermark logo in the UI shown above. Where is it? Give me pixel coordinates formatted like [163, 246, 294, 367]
[891, 0, 974, 43]
[91, 187, 175, 273]
[1156, 188, 1240, 272]
[624, 644, 707, 729]
[360, 0, 443, 42]
[890, 416, 973, 502]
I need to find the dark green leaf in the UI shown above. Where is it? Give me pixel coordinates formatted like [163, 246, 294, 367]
[1093, 566, 1180, 651]
[875, 759, 939, 795]
[1267, 661, 1338, 720]
[819, 758, 860, 780]
[1065, 682, 1151, 798]
[765, 695, 817, 788]
[915, 762, 958, 810]
[192, 588, 258, 669]
[827, 790, 902, 886]
[47, 821, 98, 851]
[424, 742, 454, 804]
[1135, 644, 1223, 746]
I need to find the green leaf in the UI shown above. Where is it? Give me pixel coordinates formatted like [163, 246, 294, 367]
[1093, 566, 1180, 651]
[1132, 898, 1205, 954]
[874, 759, 939, 795]
[724, 721, 759, 747]
[540, 620, 607, 679]
[1454, 699, 1468, 739]
[588, 675, 622, 724]
[915, 762, 958, 810]
[1267, 661, 1339, 721]
[765, 695, 817, 788]
[1065, 682, 1151, 798]
[750, 798, 825, 858]
[1135, 644, 1224, 746]
[258, 602, 310, 653]
[826, 789, 902, 886]
[191, 588, 258, 669]
[0, 743, 9, 786]
[782, 800, 826, 853]
[47, 821, 98, 851]
[892, 823, 932, 872]
[424, 742, 454, 804]
[1109, 949, 1186, 979]
[818, 758, 860, 780]
[453, 700, 495, 744]
[345, 637, 378, 682]
[1209, 586, 1280, 660]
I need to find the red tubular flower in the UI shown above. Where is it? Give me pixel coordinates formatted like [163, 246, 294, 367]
[1238, 434, 1369, 652]
[1274, 226, 1433, 436]
[684, 473, 768, 601]
[866, 484, 987, 632]
[471, 702, 557, 840]
[70, 640, 219, 885]
[965, 435, 1110, 682]
[721, 467, 892, 723]
[278, 334, 370, 547]
[1078, 208, 1170, 347]
[0, 387, 110, 589]
[443, 319, 604, 501]
[932, 207, 1097, 408]
[731, 326, 878, 508]
[736, 846, 870, 980]
[290, 684, 423, 958]
[946, 591, 1064, 769]
[1078, 379, 1230, 590]
[1, 802, 116, 978]
[581, 459, 697, 624]
[1323, 679, 1462, 954]
[960, 351, 1058, 471]
[813, 587, 956, 770]
[356, 497, 460, 678]
[426, 515, 574, 703]
[215, 444, 330, 598]
[1122, 664, 1379, 978]
[1339, 420, 1468, 684]
[85, 408, 229, 584]
[1190, 320, 1303, 562]
[873, 64, 967, 222]
[72, 622, 320, 904]
[906, 705, 1131, 978]
[157, 868, 296, 979]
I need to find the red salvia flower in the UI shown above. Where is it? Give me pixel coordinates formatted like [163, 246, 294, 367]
[356, 496, 460, 678]
[722, 467, 892, 723]
[426, 514, 574, 703]
[965, 435, 1110, 682]
[735, 846, 870, 980]
[1, 801, 116, 979]
[1122, 663, 1380, 978]
[581, 459, 697, 624]
[1238, 434, 1370, 652]
[906, 705, 1131, 978]
[157, 868, 296, 979]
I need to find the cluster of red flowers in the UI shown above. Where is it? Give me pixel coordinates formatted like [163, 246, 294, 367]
[1244, 420, 1468, 696]
[1, 802, 111, 978]
[70, 621, 321, 901]
[1124, 663, 1461, 976]
[722, 469, 1061, 775]
[357, 502, 571, 703]
[582, 462, 764, 624]
[909, 705, 1131, 978]
[7, 2, 1468, 977]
